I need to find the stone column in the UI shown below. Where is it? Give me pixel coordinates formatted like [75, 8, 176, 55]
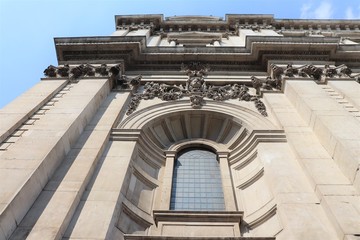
[0, 79, 111, 240]
[63, 140, 137, 240]
[218, 151, 237, 211]
[159, 151, 176, 210]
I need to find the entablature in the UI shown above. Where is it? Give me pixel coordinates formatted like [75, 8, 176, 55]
[115, 14, 360, 32]
[54, 35, 360, 70]
[54, 14, 360, 70]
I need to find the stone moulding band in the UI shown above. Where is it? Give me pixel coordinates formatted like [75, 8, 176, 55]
[124, 236, 275, 240]
[228, 129, 287, 165]
[245, 202, 278, 229]
[118, 101, 277, 131]
[121, 200, 154, 228]
[152, 210, 243, 225]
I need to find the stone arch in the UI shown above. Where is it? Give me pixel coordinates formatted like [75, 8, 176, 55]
[114, 100, 285, 237]
[168, 139, 226, 153]
[118, 100, 276, 131]
[117, 100, 281, 152]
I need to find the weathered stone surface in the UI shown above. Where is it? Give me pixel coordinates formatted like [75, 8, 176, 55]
[2, 14, 360, 240]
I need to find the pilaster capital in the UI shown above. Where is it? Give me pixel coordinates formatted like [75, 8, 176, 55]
[217, 151, 230, 158]
[164, 150, 177, 158]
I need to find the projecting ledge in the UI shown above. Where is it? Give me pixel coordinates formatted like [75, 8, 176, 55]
[124, 236, 275, 240]
[153, 210, 243, 225]
[110, 129, 142, 141]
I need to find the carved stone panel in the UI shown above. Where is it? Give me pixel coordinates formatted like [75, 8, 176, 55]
[126, 63, 269, 116]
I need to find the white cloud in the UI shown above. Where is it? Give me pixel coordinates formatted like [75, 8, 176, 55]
[345, 5, 360, 19]
[300, 1, 333, 19]
[345, 7, 354, 19]
[314, 2, 333, 19]
[301, 3, 312, 19]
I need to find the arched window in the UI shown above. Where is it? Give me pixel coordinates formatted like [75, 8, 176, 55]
[170, 148, 225, 211]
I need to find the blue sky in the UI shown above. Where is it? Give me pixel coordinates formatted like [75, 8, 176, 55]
[0, 0, 359, 108]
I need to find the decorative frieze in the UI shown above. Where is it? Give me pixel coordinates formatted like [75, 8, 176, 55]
[116, 23, 154, 31]
[239, 24, 274, 31]
[251, 63, 360, 95]
[278, 63, 352, 80]
[43, 63, 124, 85]
[43, 63, 144, 90]
[266, 63, 356, 88]
[126, 63, 269, 116]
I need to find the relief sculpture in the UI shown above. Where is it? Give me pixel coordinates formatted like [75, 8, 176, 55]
[126, 63, 269, 116]
[44, 63, 124, 84]
[268, 63, 354, 85]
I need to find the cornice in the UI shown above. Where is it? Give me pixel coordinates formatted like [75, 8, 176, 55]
[55, 34, 360, 71]
[54, 14, 360, 72]
[115, 14, 360, 31]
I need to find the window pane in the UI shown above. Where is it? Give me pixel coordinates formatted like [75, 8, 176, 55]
[170, 149, 225, 211]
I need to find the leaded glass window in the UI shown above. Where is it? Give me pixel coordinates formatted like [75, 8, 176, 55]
[170, 148, 225, 211]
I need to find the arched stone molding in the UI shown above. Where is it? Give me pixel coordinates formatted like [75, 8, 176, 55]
[114, 100, 286, 165]
[112, 100, 285, 237]
[117, 100, 277, 131]
[168, 138, 228, 152]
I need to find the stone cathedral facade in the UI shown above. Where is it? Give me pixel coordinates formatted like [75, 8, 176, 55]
[1, 14, 360, 240]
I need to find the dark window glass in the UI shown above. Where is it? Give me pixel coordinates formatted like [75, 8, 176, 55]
[170, 148, 225, 211]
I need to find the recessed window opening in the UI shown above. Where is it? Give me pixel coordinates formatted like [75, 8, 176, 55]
[170, 148, 225, 211]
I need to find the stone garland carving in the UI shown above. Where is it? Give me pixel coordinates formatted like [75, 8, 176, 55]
[250, 63, 357, 93]
[44, 63, 111, 81]
[126, 63, 268, 116]
[43, 64, 141, 89]
[273, 63, 353, 80]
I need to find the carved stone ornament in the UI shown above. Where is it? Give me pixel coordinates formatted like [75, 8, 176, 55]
[120, 75, 142, 89]
[267, 63, 355, 86]
[190, 95, 204, 109]
[251, 76, 279, 95]
[249, 63, 360, 94]
[126, 63, 268, 116]
[43, 63, 140, 89]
